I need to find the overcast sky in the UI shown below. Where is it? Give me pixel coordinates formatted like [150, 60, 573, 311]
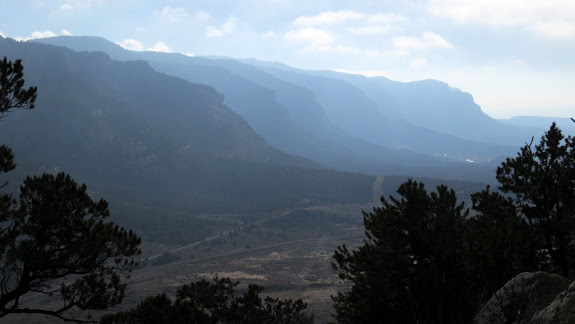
[1, 0, 574, 118]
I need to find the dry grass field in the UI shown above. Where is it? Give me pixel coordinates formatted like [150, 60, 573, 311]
[117, 203, 372, 323]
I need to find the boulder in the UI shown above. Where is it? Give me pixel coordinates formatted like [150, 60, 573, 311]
[532, 280, 575, 324]
[473, 272, 571, 324]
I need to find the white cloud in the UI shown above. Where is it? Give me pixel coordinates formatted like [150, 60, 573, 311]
[115, 39, 145, 51]
[31, 30, 57, 39]
[391, 32, 453, 54]
[13, 29, 72, 42]
[533, 20, 575, 39]
[222, 18, 237, 32]
[263, 31, 277, 38]
[287, 10, 411, 57]
[206, 16, 237, 38]
[367, 13, 407, 24]
[293, 10, 406, 26]
[13, 30, 70, 41]
[147, 41, 172, 53]
[348, 25, 391, 36]
[157, 6, 188, 23]
[59, 0, 97, 11]
[115, 39, 172, 53]
[284, 27, 334, 46]
[293, 10, 364, 26]
[291, 10, 407, 55]
[0, 31, 5, 38]
[365, 49, 383, 56]
[429, 0, 575, 39]
[285, 27, 374, 54]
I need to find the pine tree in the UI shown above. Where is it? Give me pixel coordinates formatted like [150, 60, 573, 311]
[331, 180, 473, 323]
[0, 57, 141, 322]
[101, 277, 314, 324]
[0, 57, 36, 188]
[496, 123, 575, 276]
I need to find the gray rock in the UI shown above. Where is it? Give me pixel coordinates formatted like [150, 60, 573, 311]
[473, 272, 571, 324]
[532, 280, 575, 324]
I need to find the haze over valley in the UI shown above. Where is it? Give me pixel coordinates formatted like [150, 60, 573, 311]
[1, 1, 574, 322]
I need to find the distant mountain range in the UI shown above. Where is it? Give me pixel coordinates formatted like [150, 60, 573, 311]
[0, 37, 376, 216]
[5, 35, 571, 245]
[33, 36, 559, 179]
[3, 36, 567, 201]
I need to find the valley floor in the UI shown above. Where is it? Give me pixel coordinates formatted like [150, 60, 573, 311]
[127, 204, 370, 323]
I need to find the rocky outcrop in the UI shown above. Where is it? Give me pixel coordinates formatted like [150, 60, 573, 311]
[473, 272, 571, 324]
[532, 280, 575, 324]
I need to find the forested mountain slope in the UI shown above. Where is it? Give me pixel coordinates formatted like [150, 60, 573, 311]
[0, 37, 375, 214]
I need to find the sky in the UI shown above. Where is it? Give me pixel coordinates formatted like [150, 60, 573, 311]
[0, 0, 574, 119]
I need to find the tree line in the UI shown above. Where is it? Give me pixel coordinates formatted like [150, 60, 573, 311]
[331, 121, 575, 323]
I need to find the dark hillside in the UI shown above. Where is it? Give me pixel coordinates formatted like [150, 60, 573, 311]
[0, 37, 375, 218]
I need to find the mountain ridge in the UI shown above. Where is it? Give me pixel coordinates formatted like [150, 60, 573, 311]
[35, 36, 462, 174]
[33, 36, 523, 182]
[0, 36, 376, 215]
